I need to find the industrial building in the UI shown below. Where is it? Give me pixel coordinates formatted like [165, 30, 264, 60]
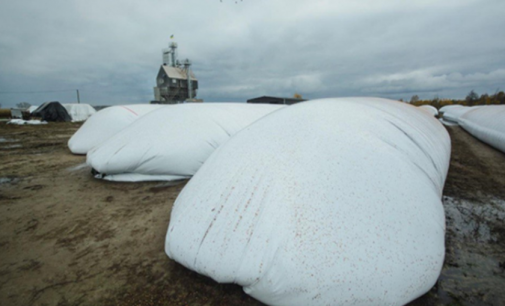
[152, 42, 200, 104]
[247, 96, 306, 105]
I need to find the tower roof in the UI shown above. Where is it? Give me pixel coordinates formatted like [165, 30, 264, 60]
[161, 65, 197, 81]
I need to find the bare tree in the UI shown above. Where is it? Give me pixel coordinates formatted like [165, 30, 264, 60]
[16, 102, 31, 109]
[466, 90, 478, 106]
[410, 95, 419, 103]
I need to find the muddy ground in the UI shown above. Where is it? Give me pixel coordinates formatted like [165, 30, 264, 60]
[0, 122, 504, 306]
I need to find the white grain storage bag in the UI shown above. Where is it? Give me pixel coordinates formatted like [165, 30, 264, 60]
[459, 105, 505, 153]
[68, 104, 163, 154]
[442, 105, 474, 123]
[87, 103, 284, 182]
[166, 97, 451, 306]
[62, 104, 96, 122]
[418, 104, 439, 117]
[439, 104, 461, 114]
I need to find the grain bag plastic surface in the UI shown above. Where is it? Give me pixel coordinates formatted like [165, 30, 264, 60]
[87, 103, 284, 182]
[439, 104, 462, 113]
[459, 105, 505, 153]
[166, 97, 451, 306]
[419, 105, 439, 116]
[68, 104, 163, 154]
[62, 104, 96, 122]
[442, 106, 473, 123]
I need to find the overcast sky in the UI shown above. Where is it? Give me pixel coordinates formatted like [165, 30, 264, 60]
[1, 0, 504, 107]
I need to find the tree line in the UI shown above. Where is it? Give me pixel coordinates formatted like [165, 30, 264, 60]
[406, 90, 505, 109]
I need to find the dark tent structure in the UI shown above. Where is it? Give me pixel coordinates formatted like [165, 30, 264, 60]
[32, 101, 72, 122]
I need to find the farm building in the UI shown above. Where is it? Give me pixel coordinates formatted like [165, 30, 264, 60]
[152, 42, 199, 104]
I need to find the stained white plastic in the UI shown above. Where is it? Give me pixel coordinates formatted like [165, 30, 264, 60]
[62, 104, 97, 122]
[87, 103, 284, 182]
[166, 98, 451, 306]
[68, 104, 163, 154]
[459, 105, 505, 153]
[419, 105, 439, 117]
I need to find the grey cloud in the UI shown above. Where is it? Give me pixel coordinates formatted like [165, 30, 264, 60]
[1, 0, 504, 107]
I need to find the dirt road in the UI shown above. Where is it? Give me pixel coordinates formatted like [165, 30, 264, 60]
[0, 122, 504, 306]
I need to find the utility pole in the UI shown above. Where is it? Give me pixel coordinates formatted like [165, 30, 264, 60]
[76, 90, 80, 104]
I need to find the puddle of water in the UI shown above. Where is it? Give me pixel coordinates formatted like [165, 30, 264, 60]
[0, 144, 23, 149]
[0, 137, 19, 143]
[0, 177, 19, 185]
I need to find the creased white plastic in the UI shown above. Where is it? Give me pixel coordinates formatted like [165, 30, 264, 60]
[100, 173, 188, 182]
[458, 105, 505, 153]
[439, 104, 461, 113]
[87, 103, 284, 182]
[442, 106, 472, 123]
[62, 104, 97, 122]
[439, 118, 458, 127]
[166, 98, 451, 306]
[419, 105, 438, 116]
[67, 104, 163, 154]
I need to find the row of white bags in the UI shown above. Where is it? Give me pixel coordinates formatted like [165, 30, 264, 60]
[438, 104, 505, 153]
[70, 103, 284, 181]
[441, 106, 470, 123]
[68, 98, 450, 305]
[459, 105, 505, 153]
[166, 98, 451, 306]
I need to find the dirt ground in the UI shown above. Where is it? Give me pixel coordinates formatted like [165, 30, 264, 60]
[0, 122, 504, 306]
